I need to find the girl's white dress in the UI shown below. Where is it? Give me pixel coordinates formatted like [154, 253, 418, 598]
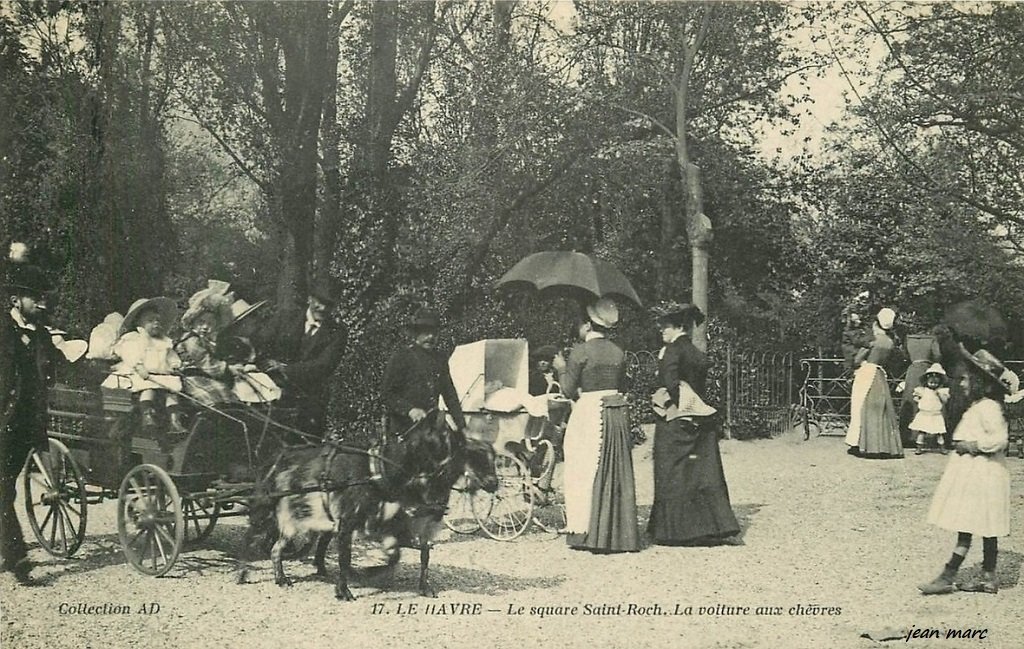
[926, 398, 1011, 537]
[100, 329, 183, 393]
[909, 386, 948, 435]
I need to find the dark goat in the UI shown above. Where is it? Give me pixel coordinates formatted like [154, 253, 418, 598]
[237, 421, 497, 600]
[316, 435, 498, 596]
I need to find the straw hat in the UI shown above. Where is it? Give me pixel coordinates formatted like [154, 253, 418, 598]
[586, 297, 619, 329]
[118, 297, 178, 337]
[876, 307, 897, 331]
[960, 345, 1014, 394]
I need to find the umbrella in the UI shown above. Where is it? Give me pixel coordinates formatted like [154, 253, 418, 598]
[943, 300, 1008, 350]
[495, 251, 642, 307]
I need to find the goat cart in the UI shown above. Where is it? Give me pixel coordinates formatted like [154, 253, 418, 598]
[25, 379, 312, 577]
[441, 339, 570, 541]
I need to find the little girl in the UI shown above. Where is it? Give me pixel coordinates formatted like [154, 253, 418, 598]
[101, 297, 185, 433]
[177, 281, 237, 407]
[919, 347, 1013, 595]
[910, 363, 950, 454]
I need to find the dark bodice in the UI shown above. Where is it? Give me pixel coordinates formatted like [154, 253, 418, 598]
[658, 335, 711, 405]
[560, 337, 626, 399]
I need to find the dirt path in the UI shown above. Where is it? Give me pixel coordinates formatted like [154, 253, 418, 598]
[3, 429, 1023, 649]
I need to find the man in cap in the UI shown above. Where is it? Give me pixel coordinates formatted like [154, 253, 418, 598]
[381, 307, 466, 437]
[261, 282, 347, 437]
[1, 262, 58, 584]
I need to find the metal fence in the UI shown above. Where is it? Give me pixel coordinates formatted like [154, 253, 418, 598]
[724, 347, 797, 438]
[798, 357, 1024, 439]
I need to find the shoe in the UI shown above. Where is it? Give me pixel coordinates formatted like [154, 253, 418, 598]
[846, 446, 861, 457]
[914, 448, 924, 455]
[939, 448, 949, 455]
[918, 573, 956, 595]
[140, 405, 159, 432]
[959, 571, 998, 594]
[167, 411, 189, 436]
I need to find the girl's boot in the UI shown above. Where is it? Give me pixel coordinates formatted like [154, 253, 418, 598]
[959, 571, 998, 594]
[914, 433, 924, 455]
[918, 566, 957, 595]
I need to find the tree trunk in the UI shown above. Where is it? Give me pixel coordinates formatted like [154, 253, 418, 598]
[315, 2, 346, 279]
[674, 9, 713, 352]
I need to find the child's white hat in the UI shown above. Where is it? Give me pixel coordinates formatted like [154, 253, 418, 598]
[924, 363, 946, 377]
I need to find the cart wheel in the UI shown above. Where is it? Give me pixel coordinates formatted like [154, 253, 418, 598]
[474, 454, 534, 541]
[444, 474, 482, 534]
[181, 498, 220, 546]
[23, 439, 88, 558]
[117, 464, 184, 577]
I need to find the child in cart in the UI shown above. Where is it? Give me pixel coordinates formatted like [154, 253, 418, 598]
[100, 297, 186, 434]
[911, 363, 951, 454]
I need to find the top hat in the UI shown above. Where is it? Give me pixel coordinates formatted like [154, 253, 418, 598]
[409, 307, 441, 330]
[4, 263, 51, 297]
[586, 297, 619, 329]
[119, 297, 179, 338]
[181, 280, 235, 331]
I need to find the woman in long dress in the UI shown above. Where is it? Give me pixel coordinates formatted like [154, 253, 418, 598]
[559, 297, 639, 553]
[647, 302, 739, 545]
[844, 308, 904, 458]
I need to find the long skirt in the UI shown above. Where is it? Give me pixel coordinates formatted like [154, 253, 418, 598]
[846, 363, 903, 457]
[927, 452, 1010, 537]
[563, 390, 639, 551]
[647, 415, 739, 545]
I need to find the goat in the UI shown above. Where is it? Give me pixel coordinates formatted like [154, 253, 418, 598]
[236, 421, 497, 600]
[314, 435, 498, 597]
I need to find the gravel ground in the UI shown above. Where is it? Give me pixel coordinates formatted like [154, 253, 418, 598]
[3, 427, 1023, 649]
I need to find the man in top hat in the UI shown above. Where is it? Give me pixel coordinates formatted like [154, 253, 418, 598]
[381, 307, 466, 437]
[260, 282, 347, 436]
[1, 261, 58, 584]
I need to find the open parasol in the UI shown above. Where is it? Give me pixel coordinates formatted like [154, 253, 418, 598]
[495, 251, 641, 307]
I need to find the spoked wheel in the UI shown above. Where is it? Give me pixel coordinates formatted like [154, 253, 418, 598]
[180, 498, 220, 546]
[444, 474, 482, 534]
[117, 464, 184, 577]
[474, 454, 534, 540]
[23, 439, 88, 557]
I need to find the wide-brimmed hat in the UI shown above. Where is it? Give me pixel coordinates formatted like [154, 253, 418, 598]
[229, 298, 267, 324]
[923, 363, 947, 378]
[4, 263, 51, 297]
[181, 280, 235, 331]
[651, 300, 704, 328]
[876, 307, 897, 331]
[409, 307, 441, 331]
[586, 297, 619, 329]
[119, 297, 178, 337]
[960, 345, 1014, 394]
